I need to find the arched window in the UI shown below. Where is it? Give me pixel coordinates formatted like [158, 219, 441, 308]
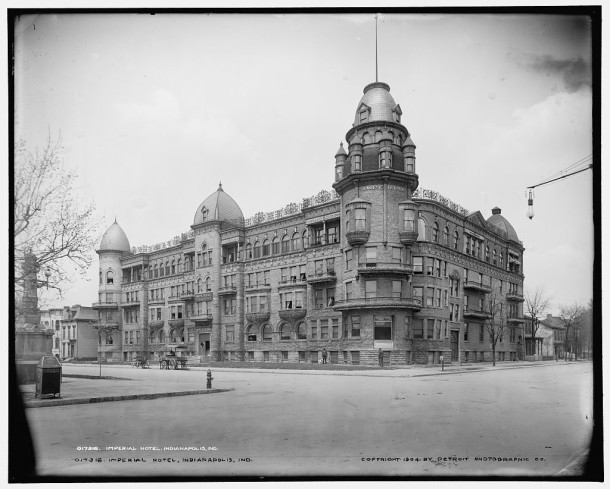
[485, 246, 490, 262]
[54, 337, 59, 348]
[106, 270, 114, 284]
[165, 262, 170, 276]
[352, 154, 362, 172]
[245, 243, 252, 259]
[149, 331, 156, 344]
[197, 278, 203, 293]
[281, 234, 290, 253]
[99, 270, 102, 284]
[205, 276, 211, 292]
[297, 322, 307, 340]
[170, 329, 177, 343]
[302, 230, 308, 248]
[453, 231, 459, 250]
[153, 264, 159, 278]
[245, 325, 256, 342]
[262, 239, 270, 257]
[493, 249, 497, 266]
[432, 222, 439, 243]
[262, 324, 273, 342]
[177, 259, 182, 273]
[160, 263, 165, 277]
[272, 237, 279, 255]
[417, 218, 427, 241]
[280, 323, 291, 341]
[171, 260, 176, 275]
[291, 233, 301, 251]
[443, 226, 449, 246]
[253, 241, 261, 259]
[500, 251, 505, 269]
[159, 330, 165, 343]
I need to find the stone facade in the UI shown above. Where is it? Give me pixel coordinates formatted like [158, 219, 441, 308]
[92, 81, 525, 366]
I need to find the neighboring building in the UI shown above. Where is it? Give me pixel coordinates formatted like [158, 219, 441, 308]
[523, 315, 558, 360]
[93, 81, 525, 366]
[59, 305, 99, 360]
[539, 314, 566, 359]
[39, 307, 64, 357]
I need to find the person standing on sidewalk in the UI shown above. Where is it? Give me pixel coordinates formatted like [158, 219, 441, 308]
[322, 348, 328, 364]
[378, 348, 384, 367]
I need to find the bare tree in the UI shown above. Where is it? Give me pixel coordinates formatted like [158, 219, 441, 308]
[560, 303, 585, 361]
[484, 290, 508, 366]
[14, 136, 102, 313]
[524, 287, 552, 357]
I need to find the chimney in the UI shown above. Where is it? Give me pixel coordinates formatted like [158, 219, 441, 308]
[491, 207, 501, 215]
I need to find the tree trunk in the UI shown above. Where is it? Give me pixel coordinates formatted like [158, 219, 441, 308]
[492, 346, 496, 366]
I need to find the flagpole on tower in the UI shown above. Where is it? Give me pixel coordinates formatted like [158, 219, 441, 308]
[375, 13, 379, 82]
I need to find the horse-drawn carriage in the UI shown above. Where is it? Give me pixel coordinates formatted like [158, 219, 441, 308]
[133, 355, 150, 368]
[159, 345, 189, 370]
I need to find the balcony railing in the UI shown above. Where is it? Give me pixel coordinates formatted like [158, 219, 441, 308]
[463, 308, 492, 320]
[307, 271, 336, 284]
[278, 308, 307, 321]
[190, 314, 213, 323]
[356, 262, 414, 276]
[245, 311, 271, 324]
[92, 302, 119, 309]
[245, 283, 271, 292]
[506, 292, 524, 302]
[218, 286, 238, 296]
[122, 300, 140, 307]
[507, 316, 525, 324]
[167, 295, 185, 303]
[148, 298, 166, 305]
[333, 296, 422, 311]
[463, 281, 492, 293]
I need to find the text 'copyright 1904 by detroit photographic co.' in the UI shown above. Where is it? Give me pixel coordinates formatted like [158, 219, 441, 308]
[74, 446, 253, 464]
[360, 456, 547, 464]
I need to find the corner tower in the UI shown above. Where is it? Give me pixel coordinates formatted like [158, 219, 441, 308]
[333, 82, 422, 364]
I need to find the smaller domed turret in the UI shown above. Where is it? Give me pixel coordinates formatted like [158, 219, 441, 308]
[335, 142, 347, 181]
[98, 220, 130, 253]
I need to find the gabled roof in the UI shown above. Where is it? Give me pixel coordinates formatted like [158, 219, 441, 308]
[466, 211, 487, 229]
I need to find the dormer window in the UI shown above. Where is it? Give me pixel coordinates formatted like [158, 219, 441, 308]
[201, 206, 209, 221]
[352, 154, 362, 172]
[359, 109, 369, 123]
[106, 270, 114, 285]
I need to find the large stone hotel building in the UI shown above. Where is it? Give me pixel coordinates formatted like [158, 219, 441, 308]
[94, 81, 525, 366]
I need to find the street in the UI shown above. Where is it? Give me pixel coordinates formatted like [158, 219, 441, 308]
[24, 362, 593, 477]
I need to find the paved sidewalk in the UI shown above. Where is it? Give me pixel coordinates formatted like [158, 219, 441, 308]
[20, 360, 583, 408]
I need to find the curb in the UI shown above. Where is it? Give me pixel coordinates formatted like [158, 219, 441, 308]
[24, 387, 235, 408]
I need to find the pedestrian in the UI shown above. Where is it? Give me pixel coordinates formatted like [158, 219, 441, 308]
[322, 348, 328, 364]
[378, 348, 384, 367]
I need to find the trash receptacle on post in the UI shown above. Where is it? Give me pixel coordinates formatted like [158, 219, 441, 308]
[35, 355, 62, 399]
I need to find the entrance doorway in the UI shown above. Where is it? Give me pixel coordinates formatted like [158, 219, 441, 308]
[198, 333, 210, 361]
[450, 330, 459, 362]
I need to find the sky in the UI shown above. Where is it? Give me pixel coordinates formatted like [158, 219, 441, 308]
[13, 11, 595, 316]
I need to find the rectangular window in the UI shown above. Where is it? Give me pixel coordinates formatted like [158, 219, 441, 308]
[351, 351, 360, 365]
[435, 289, 441, 307]
[299, 351, 306, 362]
[326, 257, 335, 274]
[315, 288, 324, 309]
[320, 320, 329, 339]
[355, 208, 366, 230]
[327, 225, 338, 244]
[374, 315, 392, 340]
[392, 280, 402, 299]
[464, 323, 469, 341]
[427, 319, 434, 339]
[295, 290, 304, 308]
[330, 351, 339, 364]
[413, 319, 424, 339]
[426, 287, 434, 307]
[326, 287, 335, 306]
[281, 268, 288, 283]
[426, 257, 434, 276]
[310, 351, 318, 363]
[480, 324, 485, 343]
[345, 249, 353, 270]
[311, 325, 317, 340]
[263, 351, 270, 362]
[413, 256, 423, 274]
[365, 246, 377, 265]
[345, 281, 353, 301]
[435, 259, 441, 277]
[365, 280, 377, 299]
[282, 351, 288, 361]
[392, 247, 402, 264]
[315, 260, 324, 275]
[413, 286, 423, 305]
[351, 316, 361, 338]
[226, 325, 234, 342]
[259, 295, 267, 312]
[444, 290, 448, 306]
[332, 318, 339, 339]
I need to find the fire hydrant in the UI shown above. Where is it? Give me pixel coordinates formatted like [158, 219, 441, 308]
[206, 369, 213, 389]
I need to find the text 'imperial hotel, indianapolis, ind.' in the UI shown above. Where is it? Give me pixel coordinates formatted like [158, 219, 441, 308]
[94, 78, 526, 366]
